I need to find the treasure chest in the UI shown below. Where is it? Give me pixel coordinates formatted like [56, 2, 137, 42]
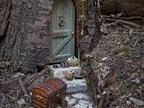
[32, 78, 67, 108]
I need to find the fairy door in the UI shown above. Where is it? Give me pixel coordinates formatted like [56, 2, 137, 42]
[51, 0, 75, 62]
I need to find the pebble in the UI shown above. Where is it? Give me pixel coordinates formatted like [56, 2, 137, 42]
[89, 102, 94, 108]
[72, 93, 90, 100]
[73, 104, 87, 108]
[17, 98, 26, 107]
[102, 57, 108, 61]
[126, 100, 132, 105]
[129, 97, 144, 106]
[78, 100, 90, 107]
[131, 77, 140, 84]
[68, 98, 77, 105]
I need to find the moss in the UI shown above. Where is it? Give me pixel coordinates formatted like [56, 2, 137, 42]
[110, 33, 127, 42]
[114, 45, 132, 58]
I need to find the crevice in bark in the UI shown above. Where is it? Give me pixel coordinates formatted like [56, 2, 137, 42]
[89, 1, 101, 51]
[0, 0, 12, 43]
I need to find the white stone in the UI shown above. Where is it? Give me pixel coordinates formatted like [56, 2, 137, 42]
[65, 96, 70, 101]
[73, 104, 87, 108]
[78, 100, 90, 107]
[129, 97, 144, 106]
[50, 65, 81, 79]
[72, 93, 90, 100]
[88, 102, 94, 108]
[102, 57, 108, 61]
[17, 98, 26, 105]
[17, 98, 26, 107]
[63, 79, 87, 93]
[68, 98, 77, 105]
[126, 100, 132, 105]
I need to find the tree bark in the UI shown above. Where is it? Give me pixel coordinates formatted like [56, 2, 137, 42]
[0, 0, 52, 72]
[100, 0, 144, 16]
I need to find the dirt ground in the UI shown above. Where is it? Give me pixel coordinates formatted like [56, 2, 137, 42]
[90, 18, 144, 108]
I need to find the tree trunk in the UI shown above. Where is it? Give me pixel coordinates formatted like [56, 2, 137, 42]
[100, 0, 144, 16]
[0, 0, 52, 72]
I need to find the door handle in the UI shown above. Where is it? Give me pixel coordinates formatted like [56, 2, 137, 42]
[71, 31, 74, 37]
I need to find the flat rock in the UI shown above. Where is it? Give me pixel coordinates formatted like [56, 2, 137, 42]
[78, 100, 90, 107]
[51, 65, 81, 79]
[63, 79, 87, 93]
[129, 97, 144, 106]
[73, 104, 87, 108]
[88, 102, 94, 108]
[68, 98, 77, 105]
[72, 93, 90, 100]
[65, 96, 70, 101]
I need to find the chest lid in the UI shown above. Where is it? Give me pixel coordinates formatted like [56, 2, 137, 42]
[33, 78, 67, 98]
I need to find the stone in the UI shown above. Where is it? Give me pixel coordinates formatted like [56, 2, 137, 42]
[131, 77, 140, 84]
[102, 57, 108, 61]
[126, 100, 132, 105]
[65, 96, 70, 101]
[63, 79, 87, 93]
[78, 100, 90, 107]
[52, 65, 81, 79]
[68, 98, 77, 106]
[88, 102, 94, 108]
[73, 104, 87, 108]
[129, 97, 144, 106]
[17, 98, 26, 107]
[72, 93, 90, 100]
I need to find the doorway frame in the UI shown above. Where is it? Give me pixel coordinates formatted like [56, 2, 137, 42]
[49, 0, 80, 62]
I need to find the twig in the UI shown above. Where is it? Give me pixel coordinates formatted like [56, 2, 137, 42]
[103, 15, 144, 20]
[98, 91, 104, 108]
[122, 24, 132, 30]
[18, 75, 27, 95]
[106, 20, 120, 26]
[6, 94, 16, 100]
[106, 90, 110, 106]
[133, 40, 138, 47]
[25, 67, 50, 87]
[0, 77, 18, 84]
[121, 16, 144, 20]
[105, 18, 140, 28]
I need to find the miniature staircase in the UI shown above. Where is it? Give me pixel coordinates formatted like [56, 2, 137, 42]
[49, 64, 87, 93]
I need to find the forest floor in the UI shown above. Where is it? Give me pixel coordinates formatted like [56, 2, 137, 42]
[90, 17, 144, 108]
[0, 18, 144, 108]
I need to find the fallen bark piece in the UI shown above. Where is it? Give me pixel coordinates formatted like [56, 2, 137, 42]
[0, 61, 11, 69]
[129, 97, 144, 106]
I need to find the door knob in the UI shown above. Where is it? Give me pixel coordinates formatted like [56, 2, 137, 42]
[71, 31, 74, 37]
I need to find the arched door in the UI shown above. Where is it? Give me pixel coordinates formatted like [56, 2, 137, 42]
[51, 0, 75, 62]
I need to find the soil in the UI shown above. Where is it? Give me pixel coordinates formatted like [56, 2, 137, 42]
[91, 19, 144, 108]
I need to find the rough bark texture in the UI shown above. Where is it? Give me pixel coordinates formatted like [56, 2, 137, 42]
[0, 0, 53, 72]
[0, 0, 100, 73]
[100, 0, 144, 16]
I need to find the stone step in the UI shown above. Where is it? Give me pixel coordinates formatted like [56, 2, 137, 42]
[50, 65, 82, 79]
[62, 79, 87, 93]
[50, 64, 87, 93]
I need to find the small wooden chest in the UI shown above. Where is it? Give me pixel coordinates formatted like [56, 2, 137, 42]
[32, 78, 67, 108]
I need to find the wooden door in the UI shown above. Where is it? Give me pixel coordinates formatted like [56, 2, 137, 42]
[51, 0, 75, 62]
